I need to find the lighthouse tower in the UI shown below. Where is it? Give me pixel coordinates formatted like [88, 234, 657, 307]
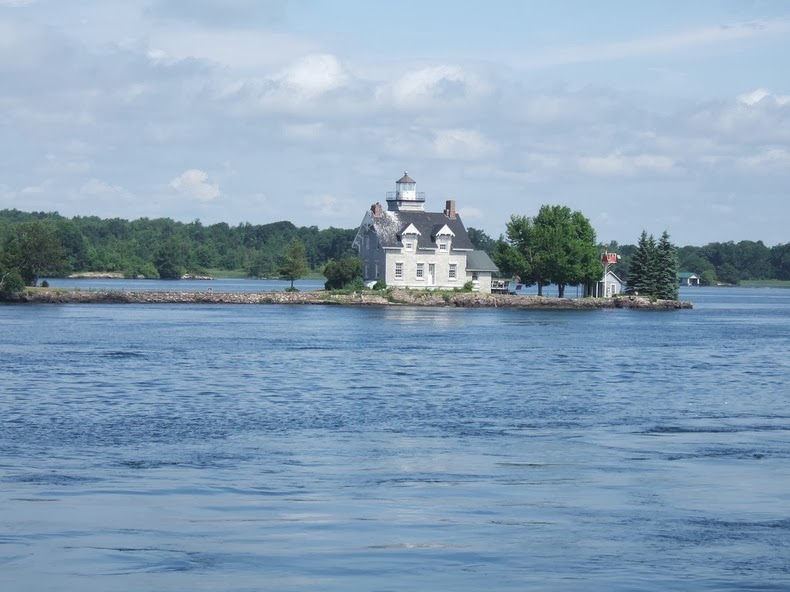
[386, 172, 426, 212]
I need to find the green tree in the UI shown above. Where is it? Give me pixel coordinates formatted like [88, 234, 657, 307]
[467, 227, 497, 255]
[656, 231, 679, 300]
[278, 239, 309, 290]
[153, 237, 186, 280]
[531, 205, 598, 298]
[496, 215, 539, 291]
[323, 257, 363, 290]
[626, 231, 658, 296]
[4, 221, 65, 286]
[247, 250, 277, 278]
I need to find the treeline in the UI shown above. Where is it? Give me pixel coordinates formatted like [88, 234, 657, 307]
[603, 239, 790, 285]
[0, 209, 356, 283]
[2, 207, 787, 289]
[469, 229, 790, 286]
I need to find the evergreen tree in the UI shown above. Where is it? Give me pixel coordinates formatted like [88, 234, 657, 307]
[278, 239, 309, 290]
[627, 231, 658, 296]
[656, 231, 679, 300]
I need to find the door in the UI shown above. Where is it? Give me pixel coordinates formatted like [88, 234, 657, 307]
[428, 264, 435, 286]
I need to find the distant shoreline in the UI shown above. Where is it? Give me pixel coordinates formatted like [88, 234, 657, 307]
[4, 289, 693, 309]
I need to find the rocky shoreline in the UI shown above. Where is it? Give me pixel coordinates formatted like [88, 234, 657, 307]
[5, 289, 692, 309]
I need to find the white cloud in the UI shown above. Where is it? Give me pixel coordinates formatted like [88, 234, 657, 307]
[21, 180, 49, 194]
[281, 122, 324, 141]
[274, 54, 347, 100]
[518, 19, 790, 69]
[80, 178, 126, 196]
[144, 27, 317, 70]
[578, 153, 677, 176]
[432, 129, 498, 161]
[737, 88, 790, 106]
[169, 169, 221, 201]
[738, 148, 790, 170]
[380, 65, 488, 110]
[458, 206, 483, 221]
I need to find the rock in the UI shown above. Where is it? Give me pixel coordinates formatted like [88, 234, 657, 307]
[6, 289, 692, 309]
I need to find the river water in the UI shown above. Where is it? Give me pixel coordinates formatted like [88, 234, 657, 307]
[1, 287, 789, 591]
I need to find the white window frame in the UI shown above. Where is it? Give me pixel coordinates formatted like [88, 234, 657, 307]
[439, 241, 447, 251]
[449, 263, 457, 280]
[405, 240, 414, 251]
[395, 261, 403, 280]
[416, 263, 424, 280]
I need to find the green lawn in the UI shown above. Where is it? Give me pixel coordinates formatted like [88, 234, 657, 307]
[739, 280, 790, 288]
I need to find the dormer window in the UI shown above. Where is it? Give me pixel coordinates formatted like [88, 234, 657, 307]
[438, 241, 448, 252]
[405, 240, 414, 251]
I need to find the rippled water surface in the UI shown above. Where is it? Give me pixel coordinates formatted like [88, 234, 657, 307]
[2, 287, 789, 591]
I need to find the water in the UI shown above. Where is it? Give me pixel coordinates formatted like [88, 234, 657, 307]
[1, 287, 789, 591]
[40, 277, 326, 293]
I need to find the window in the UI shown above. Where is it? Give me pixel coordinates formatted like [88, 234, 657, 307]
[439, 241, 447, 251]
[375, 263, 379, 279]
[395, 262, 403, 279]
[416, 263, 424, 280]
[449, 264, 457, 280]
[405, 240, 414, 251]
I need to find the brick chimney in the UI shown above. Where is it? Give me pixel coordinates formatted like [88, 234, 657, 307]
[371, 202, 383, 218]
[444, 200, 456, 219]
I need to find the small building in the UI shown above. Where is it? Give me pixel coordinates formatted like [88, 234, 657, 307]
[678, 272, 700, 286]
[585, 270, 624, 298]
[353, 173, 499, 292]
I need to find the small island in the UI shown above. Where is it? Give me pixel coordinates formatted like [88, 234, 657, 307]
[5, 288, 692, 309]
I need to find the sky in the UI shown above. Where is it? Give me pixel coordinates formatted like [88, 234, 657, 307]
[1, 0, 789, 247]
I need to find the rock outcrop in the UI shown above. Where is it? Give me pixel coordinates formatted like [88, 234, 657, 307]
[8, 289, 692, 309]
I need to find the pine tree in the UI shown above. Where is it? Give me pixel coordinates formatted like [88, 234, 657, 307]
[278, 239, 309, 290]
[627, 231, 658, 296]
[656, 230, 679, 300]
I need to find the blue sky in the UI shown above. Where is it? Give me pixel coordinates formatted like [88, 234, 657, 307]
[2, 0, 789, 246]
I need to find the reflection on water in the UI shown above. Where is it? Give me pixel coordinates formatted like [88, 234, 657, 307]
[1, 287, 789, 591]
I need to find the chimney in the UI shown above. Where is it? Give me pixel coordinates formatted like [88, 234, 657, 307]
[371, 202, 383, 218]
[444, 199, 456, 219]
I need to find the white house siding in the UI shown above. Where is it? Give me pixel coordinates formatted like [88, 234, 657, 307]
[465, 270, 493, 293]
[385, 249, 467, 289]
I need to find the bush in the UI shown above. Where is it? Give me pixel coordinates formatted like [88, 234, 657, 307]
[0, 269, 25, 294]
[323, 257, 363, 290]
[40, 280, 49, 288]
[372, 279, 387, 291]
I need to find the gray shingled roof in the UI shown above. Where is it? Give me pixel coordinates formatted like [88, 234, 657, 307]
[466, 250, 499, 272]
[372, 210, 475, 251]
[396, 172, 416, 184]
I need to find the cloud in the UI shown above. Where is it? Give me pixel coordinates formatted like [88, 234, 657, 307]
[432, 129, 498, 161]
[518, 19, 790, 69]
[0, 0, 36, 6]
[169, 169, 221, 201]
[737, 88, 790, 106]
[146, 0, 286, 28]
[274, 54, 347, 100]
[578, 153, 677, 176]
[379, 65, 489, 110]
[738, 148, 790, 171]
[281, 122, 324, 141]
[80, 178, 127, 197]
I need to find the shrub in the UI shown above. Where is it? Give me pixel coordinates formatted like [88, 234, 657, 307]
[372, 279, 387, 291]
[0, 269, 25, 294]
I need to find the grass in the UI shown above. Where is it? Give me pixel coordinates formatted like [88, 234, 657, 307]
[739, 280, 790, 288]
